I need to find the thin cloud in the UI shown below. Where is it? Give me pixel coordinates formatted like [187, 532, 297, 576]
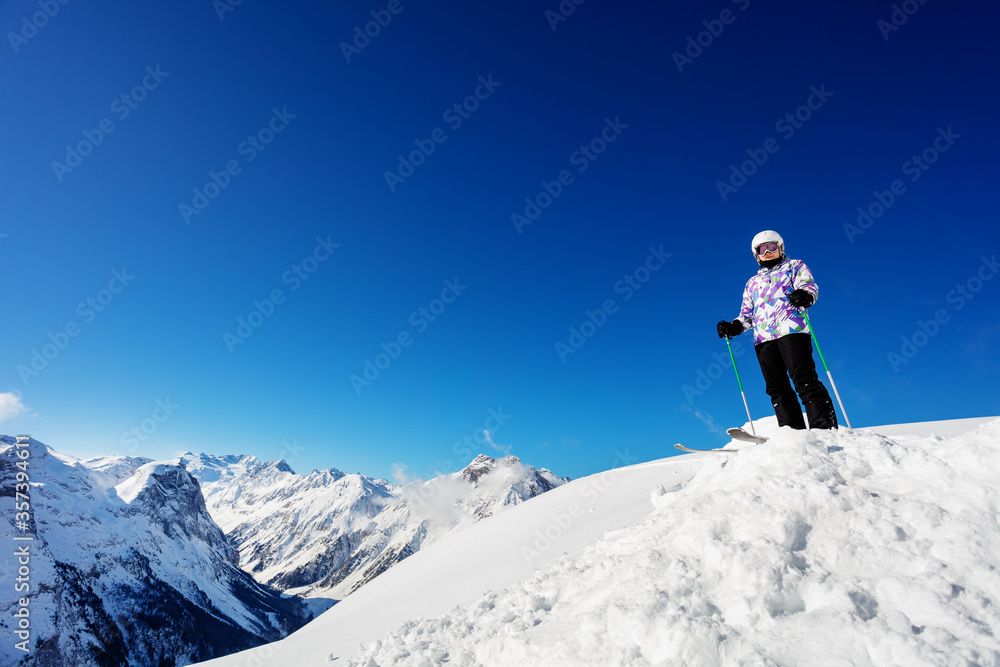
[482, 430, 512, 456]
[0, 392, 29, 424]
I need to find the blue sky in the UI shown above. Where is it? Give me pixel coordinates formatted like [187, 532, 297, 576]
[1, 0, 997, 481]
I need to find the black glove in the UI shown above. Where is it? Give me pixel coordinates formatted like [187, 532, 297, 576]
[788, 289, 814, 308]
[716, 319, 743, 338]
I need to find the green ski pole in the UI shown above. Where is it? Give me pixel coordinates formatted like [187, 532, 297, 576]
[803, 310, 852, 430]
[724, 335, 757, 436]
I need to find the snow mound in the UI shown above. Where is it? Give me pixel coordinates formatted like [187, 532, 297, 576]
[349, 422, 1000, 666]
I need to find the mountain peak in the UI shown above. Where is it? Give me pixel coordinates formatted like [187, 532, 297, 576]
[265, 458, 295, 474]
[461, 454, 498, 483]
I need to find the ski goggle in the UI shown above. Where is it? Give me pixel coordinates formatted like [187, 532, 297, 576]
[755, 242, 780, 255]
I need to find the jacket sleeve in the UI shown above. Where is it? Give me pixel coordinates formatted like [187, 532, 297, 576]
[793, 261, 819, 304]
[736, 279, 754, 332]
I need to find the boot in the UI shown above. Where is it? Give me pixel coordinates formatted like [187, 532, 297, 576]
[804, 397, 838, 429]
[773, 401, 807, 430]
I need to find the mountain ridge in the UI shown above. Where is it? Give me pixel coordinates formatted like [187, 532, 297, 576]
[0, 438, 312, 667]
[182, 450, 569, 599]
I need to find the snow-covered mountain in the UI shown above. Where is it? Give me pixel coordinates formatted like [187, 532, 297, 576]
[197, 416, 1000, 667]
[0, 439, 312, 667]
[182, 452, 568, 599]
[330, 454, 567, 598]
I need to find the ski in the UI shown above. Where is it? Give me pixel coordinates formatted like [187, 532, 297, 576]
[674, 444, 736, 454]
[726, 427, 769, 444]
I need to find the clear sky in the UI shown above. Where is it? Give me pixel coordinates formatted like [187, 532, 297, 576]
[2, 0, 997, 481]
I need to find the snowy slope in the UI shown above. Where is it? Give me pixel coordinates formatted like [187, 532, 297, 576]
[0, 440, 311, 666]
[80, 453, 154, 487]
[183, 452, 567, 600]
[197, 416, 1000, 667]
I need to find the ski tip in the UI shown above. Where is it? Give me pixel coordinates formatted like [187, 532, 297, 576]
[726, 427, 769, 444]
[674, 444, 736, 454]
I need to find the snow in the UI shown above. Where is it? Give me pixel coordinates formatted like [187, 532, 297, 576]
[114, 459, 183, 503]
[182, 451, 564, 601]
[0, 441, 310, 665]
[196, 416, 1000, 667]
[79, 453, 155, 487]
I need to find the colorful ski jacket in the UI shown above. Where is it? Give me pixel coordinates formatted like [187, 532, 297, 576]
[735, 258, 818, 346]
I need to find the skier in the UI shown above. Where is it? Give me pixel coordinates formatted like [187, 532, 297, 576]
[716, 230, 838, 430]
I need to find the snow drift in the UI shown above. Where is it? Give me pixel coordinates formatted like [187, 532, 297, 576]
[199, 417, 1000, 667]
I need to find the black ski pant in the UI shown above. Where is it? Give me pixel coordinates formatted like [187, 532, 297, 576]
[754, 333, 837, 429]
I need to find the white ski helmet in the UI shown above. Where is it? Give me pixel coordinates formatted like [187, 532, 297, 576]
[751, 230, 784, 264]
